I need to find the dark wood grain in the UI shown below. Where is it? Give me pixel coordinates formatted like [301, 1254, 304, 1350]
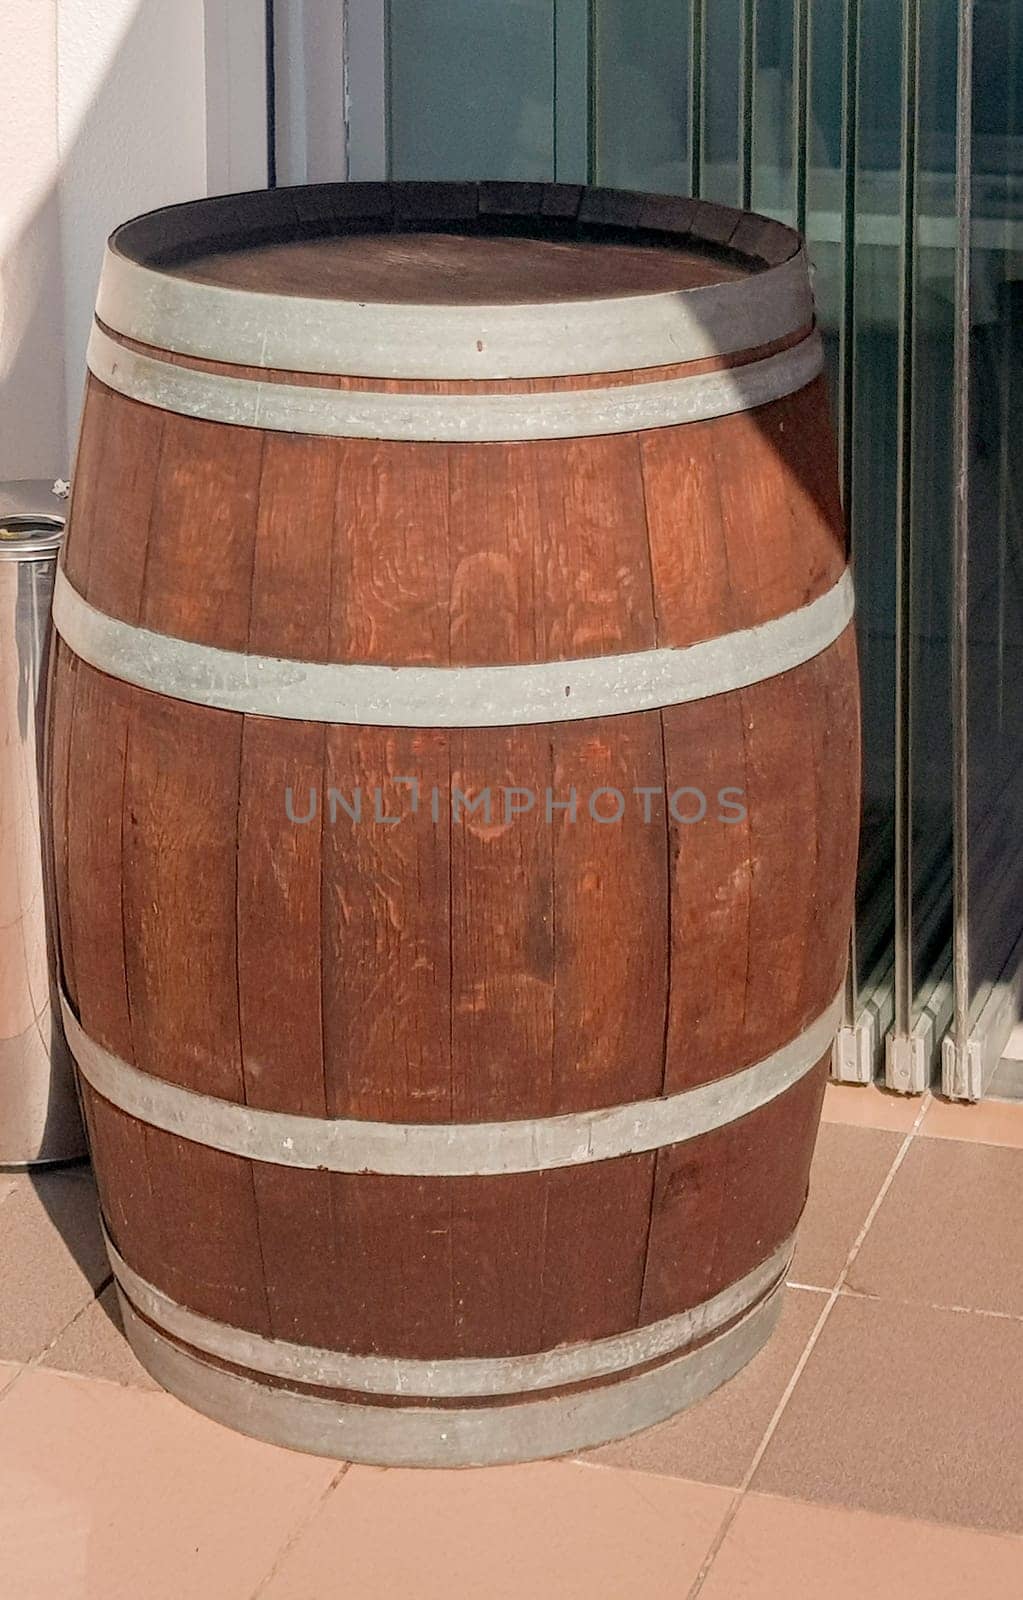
[139, 410, 263, 650]
[121, 693, 245, 1099]
[639, 1058, 829, 1324]
[321, 724, 453, 1123]
[81, 390, 166, 624]
[118, 688, 272, 1335]
[60, 382, 110, 595]
[169, 229, 749, 302]
[46, 642, 78, 1013]
[64, 659, 134, 1061]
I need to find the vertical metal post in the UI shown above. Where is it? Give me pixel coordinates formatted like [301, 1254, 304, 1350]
[382, 0, 393, 177]
[739, 0, 757, 211]
[886, 0, 923, 1090]
[838, 0, 860, 548]
[949, 0, 975, 1073]
[265, 0, 278, 187]
[689, 0, 706, 197]
[793, 0, 810, 236]
[586, 0, 596, 183]
[993, 3, 1017, 736]
[838, 0, 861, 1036]
[554, 0, 592, 182]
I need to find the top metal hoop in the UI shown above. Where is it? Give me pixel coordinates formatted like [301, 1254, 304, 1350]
[96, 181, 813, 381]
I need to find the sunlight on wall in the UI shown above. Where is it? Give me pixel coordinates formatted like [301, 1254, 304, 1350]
[0, 0, 66, 476]
[55, 0, 209, 450]
[0, 0, 215, 476]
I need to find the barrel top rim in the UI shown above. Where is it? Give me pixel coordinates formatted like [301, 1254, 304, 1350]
[107, 180, 804, 309]
[98, 183, 811, 379]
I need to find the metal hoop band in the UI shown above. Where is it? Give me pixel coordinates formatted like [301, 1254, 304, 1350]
[51, 567, 853, 728]
[63, 988, 841, 1177]
[115, 1279, 783, 1467]
[86, 323, 825, 443]
[104, 1226, 791, 1398]
[96, 242, 812, 381]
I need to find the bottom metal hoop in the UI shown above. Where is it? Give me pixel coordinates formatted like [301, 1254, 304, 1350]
[116, 1281, 783, 1468]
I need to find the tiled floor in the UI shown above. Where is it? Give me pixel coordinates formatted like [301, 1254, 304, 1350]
[2, 1085, 1022, 1598]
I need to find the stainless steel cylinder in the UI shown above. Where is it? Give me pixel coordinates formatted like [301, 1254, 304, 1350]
[0, 481, 85, 1166]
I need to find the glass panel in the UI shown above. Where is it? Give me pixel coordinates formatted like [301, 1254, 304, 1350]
[908, 0, 957, 1001]
[387, 0, 556, 180]
[751, 0, 797, 224]
[701, 0, 743, 203]
[376, 0, 987, 1081]
[805, 0, 846, 400]
[964, 1, 1023, 1043]
[804, 4, 874, 1006]
[593, 0, 692, 192]
[846, 0, 904, 993]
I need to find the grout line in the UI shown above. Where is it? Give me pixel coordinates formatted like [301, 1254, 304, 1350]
[684, 1096, 930, 1599]
[822, 1085, 933, 1139]
[20, 1270, 116, 1376]
[843, 1287, 1023, 1325]
[249, 1460, 351, 1599]
[0, 1364, 25, 1411]
[910, 1089, 932, 1133]
[0, 1171, 116, 1401]
[827, 1086, 1023, 1145]
[788, 1278, 1023, 1330]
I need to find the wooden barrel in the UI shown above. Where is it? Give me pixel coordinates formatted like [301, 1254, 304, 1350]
[48, 181, 859, 1467]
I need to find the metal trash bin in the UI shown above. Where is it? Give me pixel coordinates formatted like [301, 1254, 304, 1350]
[0, 481, 85, 1167]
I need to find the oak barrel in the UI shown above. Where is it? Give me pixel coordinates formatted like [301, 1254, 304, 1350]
[48, 181, 860, 1466]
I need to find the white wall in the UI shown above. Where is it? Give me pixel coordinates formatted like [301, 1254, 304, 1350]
[0, 0, 66, 478]
[1, 0, 267, 480]
[56, 0, 210, 460]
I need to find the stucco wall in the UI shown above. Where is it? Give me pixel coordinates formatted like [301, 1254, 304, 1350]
[1, 0, 266, 480]
[55, 0, 210, 460]
[1, 0, 66, 478]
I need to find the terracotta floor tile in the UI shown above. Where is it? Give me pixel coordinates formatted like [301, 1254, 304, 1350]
[847, 1138, 1023, 1316]
[788, 1124, 903, 1289]
[0, 1367, 340, 1600]
[579, 1288, 826, 1486]
[701, 1490, 1023, 1599]
[41, 1285, 159, 1391]
[752, 1295, 1023, 1533]
[921, 1095, 1023, 1151]
[260, 1461, 732, 1600]
[0, 1169, 109, 1362]
[821, 1083, 924, 1133]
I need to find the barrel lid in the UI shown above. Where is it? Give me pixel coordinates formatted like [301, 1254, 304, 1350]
[97, 182, 811, 381]
[109, 182, 800, 303]
[158, 228, 750, 305]
[0, 481, 66, 562]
